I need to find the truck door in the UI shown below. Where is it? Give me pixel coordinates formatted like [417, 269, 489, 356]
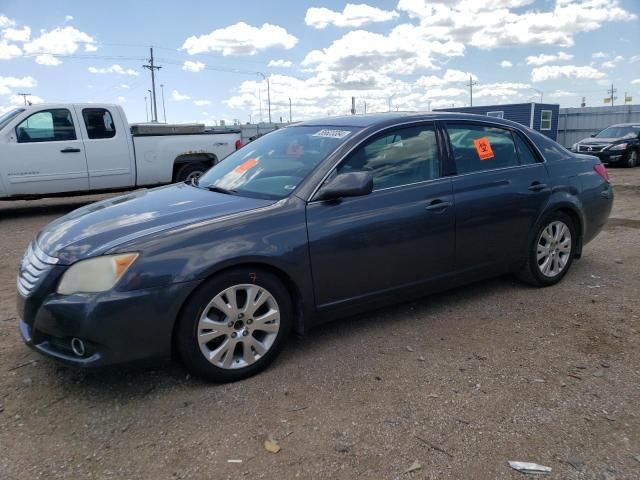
[74, 106, 133, 189]
[5, 108, 89, 195]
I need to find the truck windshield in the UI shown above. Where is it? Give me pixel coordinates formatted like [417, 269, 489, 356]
[0, 108, 25, 131]
[198, 126, 360, 200]
[595, 125, 640, 138]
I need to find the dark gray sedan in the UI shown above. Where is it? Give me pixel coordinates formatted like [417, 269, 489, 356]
[17, 113, 613, 382]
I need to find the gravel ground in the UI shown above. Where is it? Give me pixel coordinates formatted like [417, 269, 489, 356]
[0, 170, 639, 480]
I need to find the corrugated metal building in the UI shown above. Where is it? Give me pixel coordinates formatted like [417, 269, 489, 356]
[434, 102, 560, 140]
[557, 104, 640, 148]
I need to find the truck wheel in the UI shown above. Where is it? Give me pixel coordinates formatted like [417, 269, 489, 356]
[624, 150, 638, 168]
[174, 162, 210, 183]
[176, 268, 292, 382]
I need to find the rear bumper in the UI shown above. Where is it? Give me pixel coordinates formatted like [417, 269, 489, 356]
[17, 280, 200, 368]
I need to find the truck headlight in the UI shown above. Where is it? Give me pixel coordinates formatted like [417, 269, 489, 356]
[571, 143, 579, 151]
[57, 253, 139, 295]
[607, 143, 628, 151]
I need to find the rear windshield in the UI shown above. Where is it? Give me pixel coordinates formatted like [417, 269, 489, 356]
[0, 108, 24, 131]
[527, 129, 573, 162]
[595, 125, 640, 138]
[198, 126, 360, 200]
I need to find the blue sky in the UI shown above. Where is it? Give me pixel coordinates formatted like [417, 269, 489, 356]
[1, 0, 639, 124]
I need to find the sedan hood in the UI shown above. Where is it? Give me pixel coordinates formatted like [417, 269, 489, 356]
[580, 137, 617, 145]
[37, 183, 274, 264]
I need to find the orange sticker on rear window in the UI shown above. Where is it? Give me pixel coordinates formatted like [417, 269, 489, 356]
[473, 137, 494, 160]
[234, 158, 258, 173]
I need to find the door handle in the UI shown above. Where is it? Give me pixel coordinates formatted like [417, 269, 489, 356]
[60, 147, 81, 153]
[425, 199, 451, 212]
[528, 182, 548, 192]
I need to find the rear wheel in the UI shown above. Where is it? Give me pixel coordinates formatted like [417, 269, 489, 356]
[517, 212, 576, 287]
[624, 149, 638, 168]
[176, 268, 292, 382]
[174, 162, 210, 183]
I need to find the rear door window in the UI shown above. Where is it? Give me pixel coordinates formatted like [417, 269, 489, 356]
[446, 123, 517, 174]
[15, 109, 77, 143]
[513, 132, 539, 165]
[82, 108, 116, 139]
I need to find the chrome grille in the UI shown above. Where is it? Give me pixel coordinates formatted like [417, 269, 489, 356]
[17, 242, 57, 297]
[578, 144, 606, 153]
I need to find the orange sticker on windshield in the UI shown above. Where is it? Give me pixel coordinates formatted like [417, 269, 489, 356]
[234, 158, 258, 173]
[473, 137, 494, 160]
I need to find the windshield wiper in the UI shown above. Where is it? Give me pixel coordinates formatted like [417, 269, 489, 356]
[206, 184, 237, 195]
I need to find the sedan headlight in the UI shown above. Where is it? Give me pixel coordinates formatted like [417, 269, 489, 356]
[607, 143, 628, 151]
[57, 253, 139, 295]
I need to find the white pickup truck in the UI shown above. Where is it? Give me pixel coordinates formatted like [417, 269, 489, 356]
[0, 103, 241, 199]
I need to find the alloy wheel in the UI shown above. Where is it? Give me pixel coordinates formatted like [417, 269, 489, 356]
[197, 284, 280, 369]
[536, 221, 572, 278]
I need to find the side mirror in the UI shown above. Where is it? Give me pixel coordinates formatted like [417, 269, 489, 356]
[315, 171, 373, 201]
[590, 133, 596, 137]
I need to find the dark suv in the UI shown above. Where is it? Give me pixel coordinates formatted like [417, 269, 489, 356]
[571, 123, 640, 167]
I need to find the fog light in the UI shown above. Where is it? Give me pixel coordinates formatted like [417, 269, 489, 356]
[71, 337, 86, 357]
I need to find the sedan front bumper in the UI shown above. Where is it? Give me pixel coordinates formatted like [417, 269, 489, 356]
[18, 279, 200, 368]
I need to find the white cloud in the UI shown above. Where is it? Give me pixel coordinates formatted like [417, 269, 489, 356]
[194, 99, 211, 106]
[88, 64, 139, 76]
[182, 22, 297, 56]
[117, 96, 126, 103]
[182, 60, 205, 72]
[268, 59, 293, 68]
[0, 15, 15, 28]
[525, 52, 573, 66]
[0, 40, 22, 60]
[302, 28, 464, 75]
[23, 26, 96, 56]
[531, 65, 605, 82]
[548, 89, 576, 98]
[305, 3, 399, 29]
[120, 84, 130, 89]
[630, 55, 640, 63]
[601, 55, 624, 69]
[2, 26, 31, 42]
[84, 43, 97, 52]
[500, 60, 513, 68]
[172, 90, 190, 101]
[35, 54, 62, 66]
[631, 79, 640, 85]
[592, 51, 607, 58]
[396, 0, 636, 49]
[0, 75, 37, 95]
[65, 15, 74, 22]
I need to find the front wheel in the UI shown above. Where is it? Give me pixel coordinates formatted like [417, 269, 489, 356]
[624, 150, 638, 168]
[174, 162, 210, 183]
[517, 212, 576, 287]
[176, 268, 292, 382]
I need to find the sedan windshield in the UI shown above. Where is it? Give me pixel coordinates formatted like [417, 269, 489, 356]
[595, 125, 640, 138]
[0, 108, 24, 131]
[198, 126, 359, 199]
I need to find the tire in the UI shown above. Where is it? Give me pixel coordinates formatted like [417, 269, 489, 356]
[623, 149, 638, 168]
[174, 162, 210, 183]
[516, 211, 577, 287]
[176, 268, 292, 382]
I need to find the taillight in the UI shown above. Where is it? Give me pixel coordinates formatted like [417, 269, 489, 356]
[593, 163, 609, 182]
[235, 139, 242, 150]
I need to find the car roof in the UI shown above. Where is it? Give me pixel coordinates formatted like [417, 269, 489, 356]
[296, 111, 530, 131]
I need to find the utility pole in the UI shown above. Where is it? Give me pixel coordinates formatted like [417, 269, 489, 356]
[256, 72, 271, 124]
[607, 83, 617, 106]
[17, 93, 31, 106]
[351, 97, 356, 115]
[142, 47, 161, 122]
[160, 84, 167, 123]
[467, 75, 477, 107]
[144, 96, 149, 122]
[288, 97, 292, 123]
